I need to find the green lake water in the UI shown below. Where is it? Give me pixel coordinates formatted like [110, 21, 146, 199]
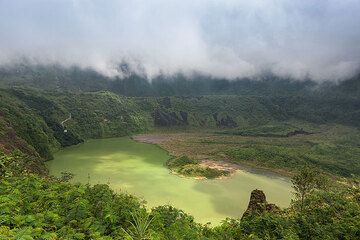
[47, 137, 293, 225]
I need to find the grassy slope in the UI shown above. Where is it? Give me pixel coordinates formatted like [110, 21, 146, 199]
[224, 123, 360, 177]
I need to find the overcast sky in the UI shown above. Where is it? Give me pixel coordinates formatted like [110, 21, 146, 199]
[0, 0, 359, 80]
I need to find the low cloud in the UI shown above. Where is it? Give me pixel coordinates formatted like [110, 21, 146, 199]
[0, 0, 359, 81]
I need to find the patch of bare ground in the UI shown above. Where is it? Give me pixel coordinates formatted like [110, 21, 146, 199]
[199, 160, 239, 176]
[132, 134, 172, 144]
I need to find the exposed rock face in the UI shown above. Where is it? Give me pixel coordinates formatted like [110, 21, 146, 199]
[179, 111, 188, 123]
[213, 113, 238, 128]
[153, 109, 188, 127]
[242, 189, 280, 219]
[159, 97, 172, 109]
[218, 115, 237, 128]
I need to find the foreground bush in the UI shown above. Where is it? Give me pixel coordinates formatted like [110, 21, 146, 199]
[0, 175, 205, 239]
[0, 172, 359, 239]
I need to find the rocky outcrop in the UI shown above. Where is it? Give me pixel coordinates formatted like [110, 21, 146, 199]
[242, 189, 280, 219]
[286, 128, 312, 137]
[179, 111, 188, 123]
[213, 113, 238, 128]
[159, 97, 172, 109]
[153, 109, 188, 127]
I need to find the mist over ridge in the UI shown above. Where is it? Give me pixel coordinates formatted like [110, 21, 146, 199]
[1, 0, 360, 81]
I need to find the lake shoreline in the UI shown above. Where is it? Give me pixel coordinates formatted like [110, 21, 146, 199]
[132, 133, 292, 181]
[48, 137, 293, 225]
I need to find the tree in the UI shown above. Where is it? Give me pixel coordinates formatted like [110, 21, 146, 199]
[291, 167, 327, 211]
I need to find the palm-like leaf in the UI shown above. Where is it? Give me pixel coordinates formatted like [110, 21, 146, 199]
[122, 212, 154, 240]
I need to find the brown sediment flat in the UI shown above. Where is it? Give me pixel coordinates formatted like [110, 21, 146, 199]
[132, 134, 172, 144]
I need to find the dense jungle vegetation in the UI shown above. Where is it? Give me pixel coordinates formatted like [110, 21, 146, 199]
[0, 64, 360, 239]
[1, 163, 360, 239]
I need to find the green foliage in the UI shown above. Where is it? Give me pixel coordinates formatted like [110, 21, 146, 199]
[225, 125, 360, 177]
[58, 171, 75, 182]
[0, 151, 14, 177]
[349, 177, 360, 203]
[9, 88, 84, 147]
[0, 175, 140, 239]
[1, 171, 359, 239]
[212, 189, 360, 240]
[135, 95, 283, 128]
[7, 88, 148, 140]
[0, 90, 59, 160]
[49, 91, 148, 139]
[290, 190, 360, 240]
[176, 164, 229, 179]
[0, 175, 207, 239]
[0, 150, 46, 177]
[150, 205, 205, 240]
[167, 156, 198, 168]
[221, 121, 316, 137]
